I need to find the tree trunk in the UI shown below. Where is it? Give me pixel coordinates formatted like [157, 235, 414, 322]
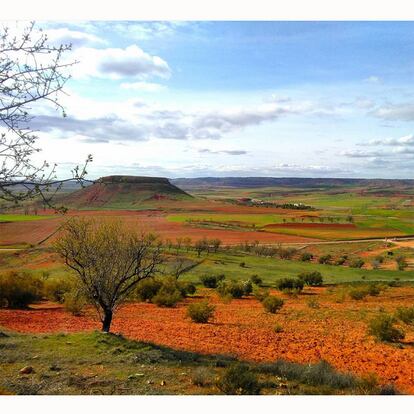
[102, 309, 113, 333]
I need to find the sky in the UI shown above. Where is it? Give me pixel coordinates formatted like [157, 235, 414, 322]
[11, 21, 414, 179]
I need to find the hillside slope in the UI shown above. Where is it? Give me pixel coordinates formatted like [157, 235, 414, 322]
[61, 175, 192, 209]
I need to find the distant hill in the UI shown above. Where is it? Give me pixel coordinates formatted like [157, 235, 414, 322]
[61, 175, 192, 209]
[172, 177, 414, 189]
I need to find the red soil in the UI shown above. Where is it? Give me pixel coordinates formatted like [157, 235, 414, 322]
[0, 210, 318, 246]
[1, 287, 414, 393]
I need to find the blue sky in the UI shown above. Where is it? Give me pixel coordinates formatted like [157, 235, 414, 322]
[22, 21, 414, 178]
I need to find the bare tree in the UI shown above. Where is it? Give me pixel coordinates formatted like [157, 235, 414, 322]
[0, 22, 92, 210]
[55, 218, 164, 332]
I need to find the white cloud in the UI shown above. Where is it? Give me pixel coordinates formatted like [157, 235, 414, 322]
[371, 103, 414, 121]
[72, 45, 171, 80]
[45, 28, 105, 48]
[120, 81, 166, 92]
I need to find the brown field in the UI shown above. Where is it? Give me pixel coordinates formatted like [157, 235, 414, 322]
[1, 287, 414, 393]
[0, 209, 318, 247]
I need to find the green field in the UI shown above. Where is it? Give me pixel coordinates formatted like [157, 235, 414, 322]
[178, 250, 414, 285]
[0, 214, 53, 223]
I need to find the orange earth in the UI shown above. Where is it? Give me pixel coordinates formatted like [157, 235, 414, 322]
[1, 287, 414, 393]
[0, 209, 318, 246]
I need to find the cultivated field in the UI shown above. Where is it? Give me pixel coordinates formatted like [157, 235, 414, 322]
[1, 178, 414, 395]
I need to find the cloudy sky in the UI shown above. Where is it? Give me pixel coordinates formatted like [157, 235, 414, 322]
[15, 21, 414, 179]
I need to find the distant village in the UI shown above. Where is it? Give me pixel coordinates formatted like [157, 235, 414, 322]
[236, 197, 315, 210]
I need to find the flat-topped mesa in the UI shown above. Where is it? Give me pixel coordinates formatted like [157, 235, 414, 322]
[61, 175, 191, 209]
[97, 175, 171, 185]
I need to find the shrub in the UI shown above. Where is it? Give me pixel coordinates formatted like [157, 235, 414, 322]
[368, 313, 405, 342]
[239, 262, 246, 268]
[152, 289, 182, 307]
[250, 274, 262, 286]
[257, 359, 355, 390]
[217, 363, 261, 395]
[252, 285, 270, 302]
[200, 274, 225, 289]
[318, 254, 332, 264]
[187, 300, 215, 323]
[134, 278, 162, 302]
[63, 290, 86, 316]
[242, 280, 253, 296]
[273, 324, 284, 333]
[0, 271, 43, 308]
[44, 277, 75, 303]
[300, 252, 313, 262]
[276, 277, 304, 294]
[395, 306, 414, 325]
[152, 278, 183, 307]
[298, 271, 323, 286]
[349, 287, 369, 300]
[334, 257, 346, 266]
[349, 258, 365, 268]
[278, 247, 296, 260]
[262, 296, 284, 314]
[367, 284, 381, 296]
[191, 367, 213, 386]
[396, 256, 408, 271]
[217, 280, 247, 299]
[180, 282, 196, 296]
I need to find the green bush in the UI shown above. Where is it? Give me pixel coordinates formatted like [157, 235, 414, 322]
[0, 271, 43, 308]
[242, 280, 253, 296]
[298, 271, 323, 286]
[300, 252, 313, 262]
[262, 296, 284, 314]
[250, 274, 262, 286]
[217, 280, 249, 299]
[217, 363, 261, 395]
[368, 313, 405, 342]
[180, 281, 196, 296]
[367, 284, 381, 296]
[152, 289, 182, 307]
[276, 277, 304, 293]
[252, 285, 270, 302]
[134, 278, 162, 302]
[349, 258, 365, 268]
[349, 287, 369, 300]
[257, 359, 355, 390]
[63, 290, 86, 316]
[334, 257, 346, 266]
[273, 324, 284, 333]
[44, 277, 75, 303]
[200, 274, 225, 288]
[396, 256, 408, 271]
[318, 254, 332, 264]
[152, 277, 183, 307]
[187, 300, 215, 323]
[395, 306, 414, 325]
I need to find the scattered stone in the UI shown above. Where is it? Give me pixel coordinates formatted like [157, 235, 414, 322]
[146, 380, 153, 384]
[20, 366, 34, 375]
[49, 364, 62, 372]
[160, 380, 166, 386]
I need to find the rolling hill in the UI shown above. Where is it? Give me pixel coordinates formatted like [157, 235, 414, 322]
[61, 175, 192, 209]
